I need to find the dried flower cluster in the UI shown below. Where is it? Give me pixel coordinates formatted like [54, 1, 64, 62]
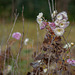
[27, 11, 75, 75]
[36, 11, 70, 36]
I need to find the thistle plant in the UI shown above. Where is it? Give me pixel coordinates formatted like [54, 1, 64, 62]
[27, 0, 75, 75]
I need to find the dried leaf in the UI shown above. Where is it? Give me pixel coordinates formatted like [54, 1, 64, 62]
[30, 62, 40, 68]
[35, 53, 44, 60]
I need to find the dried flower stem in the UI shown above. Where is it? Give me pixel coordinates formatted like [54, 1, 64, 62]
[66, 25, 72, 41]
[36, 25, 39, 56]
[55, 0, 56, 10]
[48, 0, 53, 21]
[16, 6, 24, 64]
[0, 46, 1, 55]
[0, 34, 4, 55]
[47, 36, 55, 75]
[14, 6, 25, 75]
[52, 0, 54, 12]
[62, 35, 71, 58]
[3, 13, 19, 74]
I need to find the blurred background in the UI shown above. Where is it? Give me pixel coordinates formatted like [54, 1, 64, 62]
[0, 0, 75, 45]
[0, 0, 75, 21]
[0, 0, 75, 74]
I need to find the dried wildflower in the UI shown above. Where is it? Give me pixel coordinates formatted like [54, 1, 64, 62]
[12, 32, 21, 40]
[57, 11, 68, 21]
[24, 38, 29, 45]
[63, 43, 71, 49]
[37, 12, 43, 18]
[36, 18, 42, 25]
[28, 8, 72, 75]
[60, 11, 68, 20]
[36, 12, 47, 30]
[59, 21, 70, 28]
[54, 27, 64, 36]
[54, 19, 60, 26]
[56, 13, 63, 20]
[48, 22, 56, 30]
[7, 65, 12, 73]
[67, 59, 75, 66]
[61, 19, 67, 22]
[40, 21, 47, 30]
[51, 10, 57, 18]
[43, 68, 47, 73]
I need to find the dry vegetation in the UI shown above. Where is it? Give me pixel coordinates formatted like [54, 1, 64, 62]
[0, 20, 75, 74]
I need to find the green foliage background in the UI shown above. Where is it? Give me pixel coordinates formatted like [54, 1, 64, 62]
[0, 0, 75, 21]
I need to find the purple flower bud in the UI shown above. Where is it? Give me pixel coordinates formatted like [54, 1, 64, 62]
[12, 32, 21, 40]
[48, 22, 56, 30]
[40, 21, 47, 30]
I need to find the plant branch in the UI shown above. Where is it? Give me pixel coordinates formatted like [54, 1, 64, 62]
[16, 6, 24, 64]
[3, 13, 19, 74]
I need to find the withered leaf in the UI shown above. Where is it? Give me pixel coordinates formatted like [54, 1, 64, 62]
[42, 46, 47, 51]
[30, 62, 40, 68]
[54, 36, 61, 42]
[34, 53, 44, 60]
[43, 33, 52, 44]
